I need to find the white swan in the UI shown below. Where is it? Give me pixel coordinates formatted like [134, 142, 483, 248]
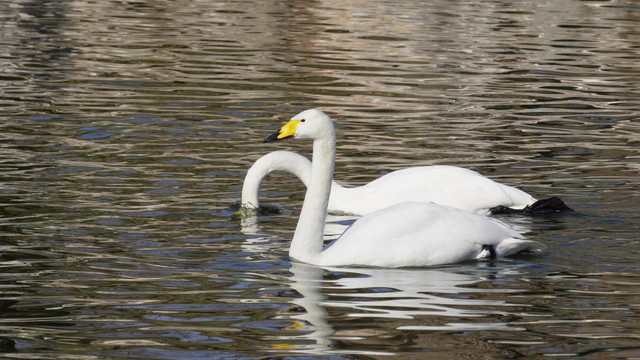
[263, 109, 544, 267]
[241, 150, 567, 216]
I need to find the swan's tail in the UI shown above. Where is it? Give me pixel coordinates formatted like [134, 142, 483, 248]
[476, 238, 545, 260]
[489, 197, 573, 215]
[496, 238, 545, 257]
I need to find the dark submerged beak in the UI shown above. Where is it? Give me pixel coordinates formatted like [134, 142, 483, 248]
[263, 130, 281, 143]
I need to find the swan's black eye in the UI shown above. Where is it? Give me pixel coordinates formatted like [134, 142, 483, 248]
[300, 119, 306, 122]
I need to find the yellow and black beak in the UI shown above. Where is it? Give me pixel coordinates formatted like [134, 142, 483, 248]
[263, 119, 302, 143]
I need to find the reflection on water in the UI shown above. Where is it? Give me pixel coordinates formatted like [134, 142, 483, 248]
[279, 263, 640, 357]
[1, 0, 639, 358]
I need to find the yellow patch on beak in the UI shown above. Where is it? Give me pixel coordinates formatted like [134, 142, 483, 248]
[277, 119, 301, 139]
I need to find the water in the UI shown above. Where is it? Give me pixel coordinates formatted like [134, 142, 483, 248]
[1, 0, 639, 358]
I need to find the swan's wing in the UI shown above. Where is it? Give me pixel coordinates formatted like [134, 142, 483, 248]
[320, 202, 541, 267]
[340, 166, 536, 215]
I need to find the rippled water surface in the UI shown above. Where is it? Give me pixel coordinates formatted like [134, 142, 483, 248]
[1, 0, 639, 358]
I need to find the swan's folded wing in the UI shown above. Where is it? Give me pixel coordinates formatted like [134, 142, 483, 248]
[320, 202, 529, 267]
[350, 166, 536, 215]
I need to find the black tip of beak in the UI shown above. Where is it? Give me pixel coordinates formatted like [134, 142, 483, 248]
[263, 131, 280, 143]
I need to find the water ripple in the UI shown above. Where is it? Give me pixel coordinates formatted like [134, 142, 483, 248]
[1, 0, 639, 358]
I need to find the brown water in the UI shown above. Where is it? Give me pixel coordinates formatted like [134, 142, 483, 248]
[1, 0, 639, 358]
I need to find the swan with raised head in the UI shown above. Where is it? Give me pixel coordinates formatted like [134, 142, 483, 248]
[263, 109, 544, 267]
[242, 149, 570, 217]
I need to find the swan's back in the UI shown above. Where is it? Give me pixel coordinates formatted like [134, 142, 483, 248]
[319, 202, 542, 267]
[334, 166, 536, 215]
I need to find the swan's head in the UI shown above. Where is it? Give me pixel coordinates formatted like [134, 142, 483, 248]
[264, 109, 335, 143]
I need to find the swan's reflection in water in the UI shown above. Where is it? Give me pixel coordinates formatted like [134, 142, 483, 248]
[325, 266, 517, 319]
[280, 263, 335, 354]
[278, 261, 528, 355]
[239, 215, 261, 237]
[240, 213, 531, 355]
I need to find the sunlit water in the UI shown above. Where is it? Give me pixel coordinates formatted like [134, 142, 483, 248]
[1, 0, 639, 358]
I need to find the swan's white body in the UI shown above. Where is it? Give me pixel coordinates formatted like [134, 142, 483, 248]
[241, 150, 536, 215]
[263, 109, 543, 267]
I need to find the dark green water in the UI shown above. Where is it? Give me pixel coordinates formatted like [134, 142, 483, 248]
[1, 0, 639, 358]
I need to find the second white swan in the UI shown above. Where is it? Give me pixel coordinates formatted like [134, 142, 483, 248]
[243, 143, 570, 216]
[262, 109, 544, 267]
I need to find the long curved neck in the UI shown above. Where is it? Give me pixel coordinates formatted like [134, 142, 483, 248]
[242, 151, 312, 208]
[241, 164, 268, 209]
[290, 137, 336, 263]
